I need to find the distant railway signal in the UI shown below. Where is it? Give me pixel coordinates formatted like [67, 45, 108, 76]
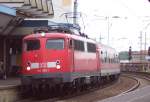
[148, 46, 150, 56]
[128, 46, 132, 61]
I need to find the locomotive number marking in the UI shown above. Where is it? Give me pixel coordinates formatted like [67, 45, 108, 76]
[47, 62, 56, 68]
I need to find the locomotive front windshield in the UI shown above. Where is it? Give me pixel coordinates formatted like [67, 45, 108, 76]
[46, 39, 64, 50]
[24, 39, 40, 51]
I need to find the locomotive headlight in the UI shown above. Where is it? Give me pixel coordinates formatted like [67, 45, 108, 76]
[56, 65, 61, 69]
[26, 61, 31, 71]
[41, 32, 45, 37]
[56, 60, 61, 69]
[27, 66, 31, 71]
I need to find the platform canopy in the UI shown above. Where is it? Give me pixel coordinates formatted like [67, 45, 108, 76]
[0, 0, 54, 18]
[0, 5, 24, 35]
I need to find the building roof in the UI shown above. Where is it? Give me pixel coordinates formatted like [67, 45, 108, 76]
[0, 0, 54, 18]
[0, 5, 23, 35]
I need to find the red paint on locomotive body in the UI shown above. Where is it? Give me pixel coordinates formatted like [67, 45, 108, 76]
[22, 33, 72, 75]
[21, 31, 120, 89]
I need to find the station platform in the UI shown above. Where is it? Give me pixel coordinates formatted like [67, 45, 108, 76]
[0, 78, 20, 89]
[0, 78, 21, 102]
[99, 85, 150, 102]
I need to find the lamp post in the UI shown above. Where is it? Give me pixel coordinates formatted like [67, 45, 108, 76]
[139, 22, 150, 62]
[107, 16, 110, 45]
[106, 16, 121, 45]
[143, 22, 150, 51]
[99, 34, 104, 43]
[94, 15, 122, 45]
[91, 15, 127, 46]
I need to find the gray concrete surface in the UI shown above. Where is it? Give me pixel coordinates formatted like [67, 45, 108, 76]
[0, 78, 21, 102]
[98, 85, 150, 102]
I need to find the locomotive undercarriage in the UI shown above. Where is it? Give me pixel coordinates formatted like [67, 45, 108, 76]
[21, 73, 119, 97]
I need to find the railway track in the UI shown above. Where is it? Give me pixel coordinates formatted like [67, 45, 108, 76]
[120, 74, 140, 94]
[123, 72, 150, 88]
[17, 72, 150, 102]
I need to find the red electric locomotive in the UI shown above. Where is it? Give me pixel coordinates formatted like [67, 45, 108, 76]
[21, 23, 120, 94]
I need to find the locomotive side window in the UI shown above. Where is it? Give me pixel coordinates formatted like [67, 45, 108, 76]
[74, 40, 84, 51]
[24, 40, 40, 51]
[87, 43, 96, 52]
[69, 39, 73, 49]
[46, 39, 64, 50]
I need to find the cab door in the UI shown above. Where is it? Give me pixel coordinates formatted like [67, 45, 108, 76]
[22, 39, 41, 74]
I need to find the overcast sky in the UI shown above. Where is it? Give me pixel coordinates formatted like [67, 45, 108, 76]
[77, 0, 150, 52]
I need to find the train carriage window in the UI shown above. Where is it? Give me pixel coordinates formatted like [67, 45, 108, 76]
[74, 40, 84, 51]
[46, 39, 64, 50]
[87, 43, 96, 52]
[69, 39, 73, 49]
[24, 40, 40, 51]
[104, 57, 107, 63]
[109, 58, 111, 63]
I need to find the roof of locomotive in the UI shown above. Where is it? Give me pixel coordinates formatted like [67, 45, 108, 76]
[23, 32, 96, 44]
[23, 23, 96, 44]
[23, 32, 70, 39]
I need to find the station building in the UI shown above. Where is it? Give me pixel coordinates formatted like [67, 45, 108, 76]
[0, 0, 74, 78]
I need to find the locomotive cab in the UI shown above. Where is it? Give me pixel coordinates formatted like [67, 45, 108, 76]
[21, 33, 73, 88]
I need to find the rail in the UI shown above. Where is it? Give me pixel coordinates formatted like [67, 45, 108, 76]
[120, 74, 140, 94]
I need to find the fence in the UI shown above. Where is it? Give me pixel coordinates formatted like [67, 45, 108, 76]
[120, 62, 150, 72]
